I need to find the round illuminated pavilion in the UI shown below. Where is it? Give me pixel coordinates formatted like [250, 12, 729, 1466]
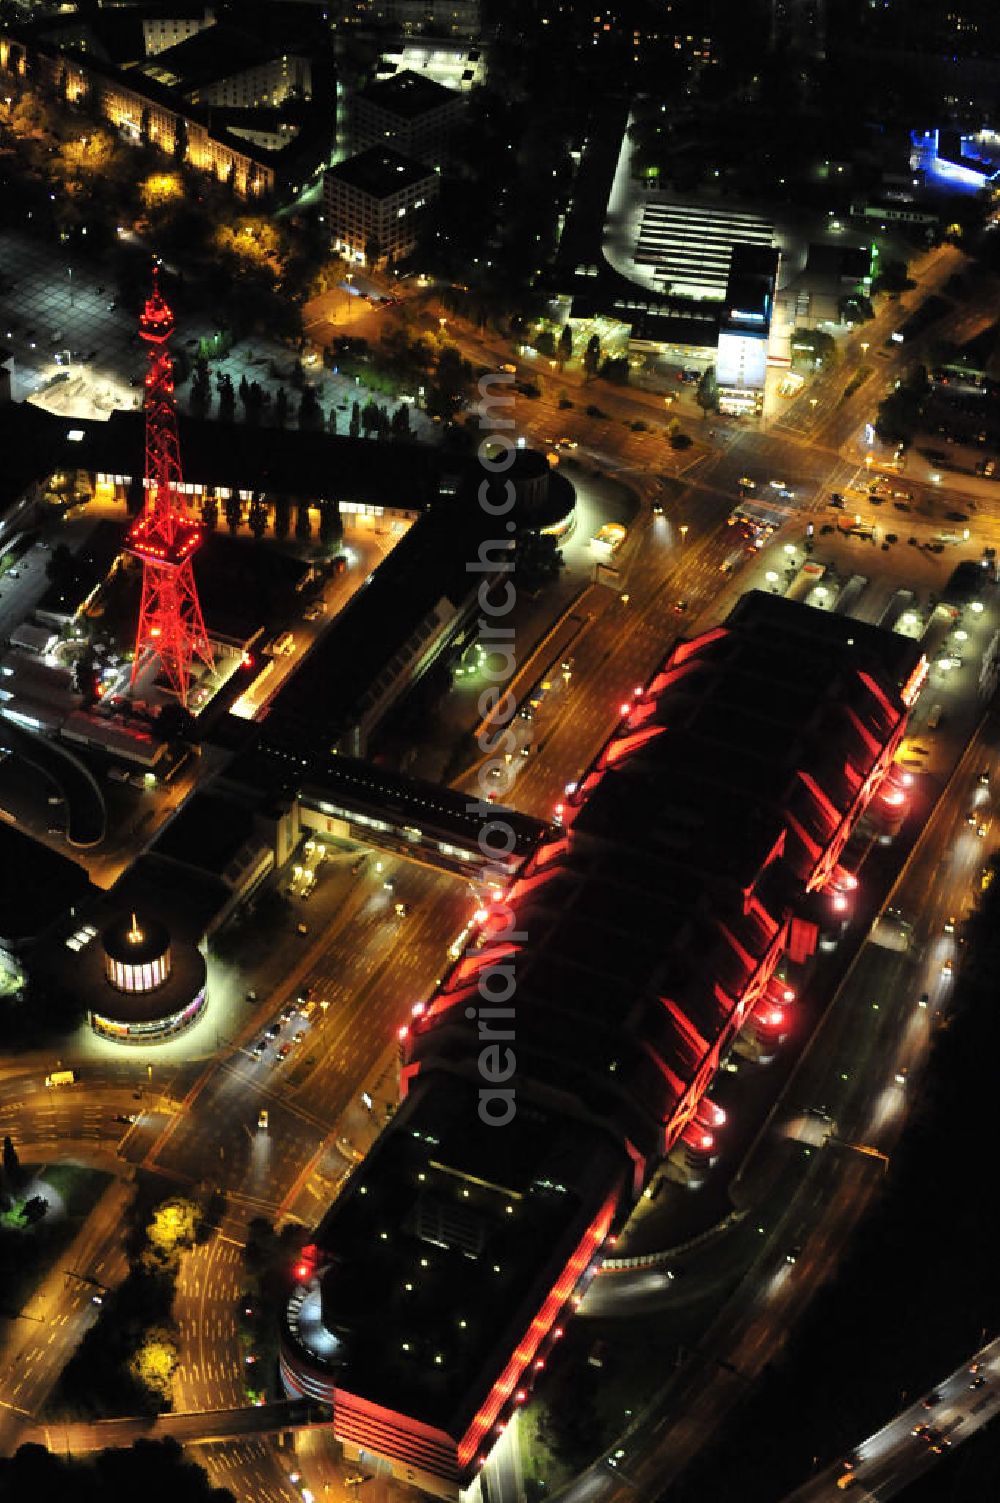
[81, 910, 207, 1043]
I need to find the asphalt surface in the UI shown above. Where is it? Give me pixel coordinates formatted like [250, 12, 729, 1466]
[782, 1335, 1000, 1501]
[3, 234, 1000, 1503]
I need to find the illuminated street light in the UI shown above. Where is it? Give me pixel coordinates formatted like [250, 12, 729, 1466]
[783, 543, 796, 556]
[765, 570, 779, 583]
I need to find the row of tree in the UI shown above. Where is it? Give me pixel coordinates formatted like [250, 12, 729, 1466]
[197, 494, 342, 549]
[0, 1437, 234, 1503]
[52, 1188, 210, 1419]
[188, 361, 414, 440]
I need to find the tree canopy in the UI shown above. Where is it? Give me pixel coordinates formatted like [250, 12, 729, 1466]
[0, 1438, 234, 1503]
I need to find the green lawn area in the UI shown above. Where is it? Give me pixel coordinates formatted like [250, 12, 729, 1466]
[0, 1164, 112, 1313]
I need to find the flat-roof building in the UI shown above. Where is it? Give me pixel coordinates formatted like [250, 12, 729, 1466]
[331, 0, 482, 41]
[353, 69, 464, 168]
[324, 146, 438, 266]
[716, 243, 780, 417]
[281, 592, 920, 1495]
[373, 40, 484, 93]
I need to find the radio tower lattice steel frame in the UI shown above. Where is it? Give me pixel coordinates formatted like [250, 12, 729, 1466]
[126, 266, 213, 706]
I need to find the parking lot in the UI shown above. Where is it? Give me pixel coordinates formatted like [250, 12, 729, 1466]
[0, 231, 142, 413]
[0, 229, 436, 437]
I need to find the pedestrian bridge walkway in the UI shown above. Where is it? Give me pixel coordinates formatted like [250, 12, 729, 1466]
[16, 1397, 328, 1455]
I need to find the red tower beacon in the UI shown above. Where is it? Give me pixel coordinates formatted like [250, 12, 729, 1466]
[126, 265, 213, 706]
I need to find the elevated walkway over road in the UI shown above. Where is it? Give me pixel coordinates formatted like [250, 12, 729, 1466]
[16, 1398, 328, 1455]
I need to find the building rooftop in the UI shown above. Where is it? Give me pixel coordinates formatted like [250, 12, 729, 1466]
[293, 1076, 624, 1444]
[288, 593, 920, 1477]
[150, 790, 258, 879]
[106, 853, 231, 946]
[0, 405, 447, 516]
[358, 68, 461, 120]
[258, 489, 502, 761]
[137, 22, 278, 93]
[326, 146, 435, 200]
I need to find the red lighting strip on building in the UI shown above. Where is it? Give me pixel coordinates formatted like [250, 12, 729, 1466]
[457, 1189, 618, 1468]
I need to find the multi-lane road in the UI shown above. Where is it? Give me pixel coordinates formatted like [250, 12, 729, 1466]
[545, 710, 1000, 1503]
[4, 237, 1000, 1501]
[783, 1335, 1000, 1501]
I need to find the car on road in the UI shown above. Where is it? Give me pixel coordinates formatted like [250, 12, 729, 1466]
[114, 1113, 138, 1124]
[265, 1023, 281, 1039]
[922, 1391, 942, 1409]
[245, 989, 257, 1003]
[970, 1374, 986, 1389]
[944, 914, 956, 933]
[394, 901, 410, 917]
[912, 1422, 930, 1438]
[785, 1245, 801, 1264]
[292, 1030, 307, 1045]
[979, 769, 991, 786]
[557, 437, 578, 450]
[296, 922, 309, 935]
[942, 958, 954, 979]
[257, 1109, 269, 1130]
[277, 1043, 292, 1060]
[672, 599, 689, 614]
[253, 1037, 268, 1055]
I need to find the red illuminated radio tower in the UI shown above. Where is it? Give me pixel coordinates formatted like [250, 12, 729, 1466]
[126, 267, 213, 706]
